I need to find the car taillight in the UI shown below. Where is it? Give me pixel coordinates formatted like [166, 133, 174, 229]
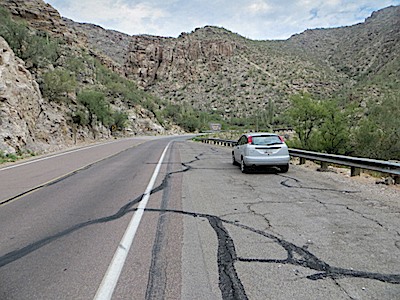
[279, 136, 285, 143]
[247, 136, 253, 144]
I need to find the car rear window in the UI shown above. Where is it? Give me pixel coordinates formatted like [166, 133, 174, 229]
[252, 136, 282, 146]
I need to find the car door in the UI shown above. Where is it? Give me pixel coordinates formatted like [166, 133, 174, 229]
[234, 135, 246, 161]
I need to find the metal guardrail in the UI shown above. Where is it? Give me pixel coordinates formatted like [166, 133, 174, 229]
[199, 138, 400, 183]
[289, 149, 400, 178]
[200, 138, 237, 147]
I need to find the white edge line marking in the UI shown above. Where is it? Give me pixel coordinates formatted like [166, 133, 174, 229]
[0, 140, 120, 172]
[0, 137, 150, 172]
[93, 142, 171, 300]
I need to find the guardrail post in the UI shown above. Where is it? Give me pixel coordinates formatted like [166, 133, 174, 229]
[394, 176, 400, 185]
[351, 167, 361, 177]
[320, 161, 329, 170]
[299, 158, 306, 165]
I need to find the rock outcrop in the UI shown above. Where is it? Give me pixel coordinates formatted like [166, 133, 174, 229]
[1, 0, 75, 42]
[124, 29, 239, 87]
[0, 36, 64, 154]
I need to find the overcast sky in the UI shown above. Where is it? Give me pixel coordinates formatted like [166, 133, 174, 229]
[44, 0, 400, 40]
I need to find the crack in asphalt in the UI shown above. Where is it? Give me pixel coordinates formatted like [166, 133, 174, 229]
[280, 177, 360, 194]
[145, 148, 175, 300]
[0, 193, 145, 268]
[246, 200, 272, 231]
[145, 208, 400, 287]
[207, 215, 248, 300]
[279, 175, 396, 234]
[333, 280, 358, 300]
[145, 146, 400, 299]
[0, 164, 94, 206]
[169, 147, 400, 290]
[233, 220, 400, 284]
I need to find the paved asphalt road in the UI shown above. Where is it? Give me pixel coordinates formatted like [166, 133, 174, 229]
[0, 136, 399, 299]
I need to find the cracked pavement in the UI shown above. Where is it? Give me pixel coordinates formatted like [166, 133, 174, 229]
[178, 141, 400, 300]
[1, 138, 398, 299]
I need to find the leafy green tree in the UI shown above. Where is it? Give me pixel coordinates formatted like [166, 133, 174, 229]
[353, 94, 400, 160]
[77, 90, 112, 127]
[285, 93, 325, 150]
[42, 69, 77, 102]
[317, 100, 354, 154]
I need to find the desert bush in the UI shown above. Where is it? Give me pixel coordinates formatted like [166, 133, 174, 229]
[71, 109, 89, 126]
[42, 69, 77, 102]
[77, 90, 112, 127]
[112, 111, 129, 131]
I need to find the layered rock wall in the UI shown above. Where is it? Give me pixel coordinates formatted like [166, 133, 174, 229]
[125, 32, 238, 87]
[0, 36, 53, 154]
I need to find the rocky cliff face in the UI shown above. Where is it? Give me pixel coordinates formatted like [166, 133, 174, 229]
[1, 0, 75, 42]
[124, 28, 239, 87]
[0, 36, 66, 154]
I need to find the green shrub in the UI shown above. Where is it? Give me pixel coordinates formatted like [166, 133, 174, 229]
[23, 31, 60, 68]
[77, 90, 112, 126]
[112, 111, 128, 130]
[0, 151, 18, 164]
[65, 56, 86, 74]
[71, 109, 89, 126]
[0, 7, 29, 57]
[42, 69, 77, 102]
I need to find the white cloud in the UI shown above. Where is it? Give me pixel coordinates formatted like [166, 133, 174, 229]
[54, 0, 168, 35]
[246, 1, 271, 14]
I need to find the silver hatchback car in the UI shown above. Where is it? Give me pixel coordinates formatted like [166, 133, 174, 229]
[232, 133, 290, 173]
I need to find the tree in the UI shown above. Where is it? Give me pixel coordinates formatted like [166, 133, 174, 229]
[42, 69, 77, 102]
[317, 100, 354, 154]
[285, 93, 325, 150]
[353, 94, 400, 160]
[77, 90, 112, 127]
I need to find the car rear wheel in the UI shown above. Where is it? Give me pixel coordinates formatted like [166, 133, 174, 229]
[241, 159, 248, 173]
[279, 164, 289, 173]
